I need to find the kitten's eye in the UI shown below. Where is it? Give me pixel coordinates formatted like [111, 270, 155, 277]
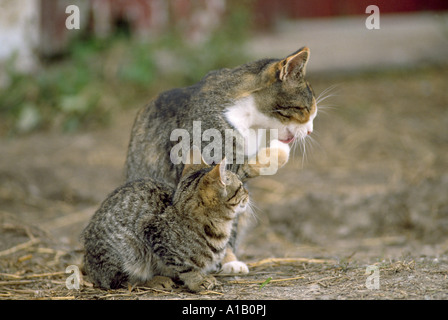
[220, 173, 230, 186]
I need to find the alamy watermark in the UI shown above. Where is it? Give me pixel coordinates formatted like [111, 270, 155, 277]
[170, 121, 284, 175]
[365, 265, 380, 290]
[65, 265, 81, 290]
[65, 5, 80, 30]
[65, 264, 381, 291]
[365, 5, 380, 30]
[65, 4, 381, 32]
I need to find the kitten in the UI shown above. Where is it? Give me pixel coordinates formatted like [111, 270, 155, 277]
[81, 147, 285, 292]
[125, 47, 315, 273]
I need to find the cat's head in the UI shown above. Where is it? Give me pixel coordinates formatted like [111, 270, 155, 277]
[229, 47, 317, 145]
[175, 149, 249, 219]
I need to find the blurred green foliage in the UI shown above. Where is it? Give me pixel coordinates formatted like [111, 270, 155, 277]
[0, 4, 251, 135]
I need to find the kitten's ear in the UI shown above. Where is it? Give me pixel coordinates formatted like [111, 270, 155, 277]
[182, 146, 209, 176]
[208, 157, 227, 186]
[279, 47, 310, 82]
[219, 157, 227, 185]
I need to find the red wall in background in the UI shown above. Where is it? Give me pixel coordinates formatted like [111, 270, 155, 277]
[253, 0, 448, 28]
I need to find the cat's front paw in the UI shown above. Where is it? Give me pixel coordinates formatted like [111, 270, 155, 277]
[221, 261, 249, 274]
[268, 139, 290, 168]
[245, 141, 290, 178]
[254, 143, 289, 175]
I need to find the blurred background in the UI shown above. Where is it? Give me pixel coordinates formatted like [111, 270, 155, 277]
[0, 0, 448, 299]
[1, 0, 447, 134]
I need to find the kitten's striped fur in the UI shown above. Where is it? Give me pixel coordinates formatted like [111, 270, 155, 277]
[81, 155, 249, 292]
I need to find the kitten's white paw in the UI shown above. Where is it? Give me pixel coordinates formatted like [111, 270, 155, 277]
[221, 261, 249, 274]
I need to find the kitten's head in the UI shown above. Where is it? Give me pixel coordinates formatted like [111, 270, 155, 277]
[175, 149, 249, 220]
[236, 47, 317, 144]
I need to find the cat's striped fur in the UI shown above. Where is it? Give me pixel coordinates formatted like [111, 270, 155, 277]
[124, 47, 316, 271]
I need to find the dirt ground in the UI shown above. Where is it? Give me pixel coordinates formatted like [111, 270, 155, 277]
[1, 65, 447, 300]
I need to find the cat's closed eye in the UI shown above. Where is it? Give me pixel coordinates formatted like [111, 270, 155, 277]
[277, 105, 307, 111]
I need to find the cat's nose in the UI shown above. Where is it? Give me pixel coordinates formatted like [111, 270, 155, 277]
[307, 130, 312, 135]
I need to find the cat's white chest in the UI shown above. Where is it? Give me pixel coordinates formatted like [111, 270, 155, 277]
[224, 95, 256, 137]
[224, 95, 280, 157]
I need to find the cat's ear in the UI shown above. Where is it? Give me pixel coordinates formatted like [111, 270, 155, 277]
[182, 146, 209, 176]
[208, 157, 227, 186]
[279, 47, 310, 82]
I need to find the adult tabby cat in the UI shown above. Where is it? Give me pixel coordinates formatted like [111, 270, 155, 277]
[82, 148, 287, 291]
[125, 47, 317, 274]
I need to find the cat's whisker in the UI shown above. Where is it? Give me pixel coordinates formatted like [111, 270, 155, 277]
[290, 132, 302, 165]
[316, 91, 340, 116]
[316, 94, 339, 106]
[316, 84, 340, 105]
[315, 108, 329, 116]
[317, 102, 338, 108]
[316, 104, 338, 112]
[310, 131, 327, 162]
[290, 133, 308, 169]
[301, 137, 308, 169]
[317, 84, 338, 98]
[309, 131, 327, 158]
[306, 135, 316, 157]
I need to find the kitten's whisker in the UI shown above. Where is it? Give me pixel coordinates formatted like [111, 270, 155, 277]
[247, 200, 261, 223]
